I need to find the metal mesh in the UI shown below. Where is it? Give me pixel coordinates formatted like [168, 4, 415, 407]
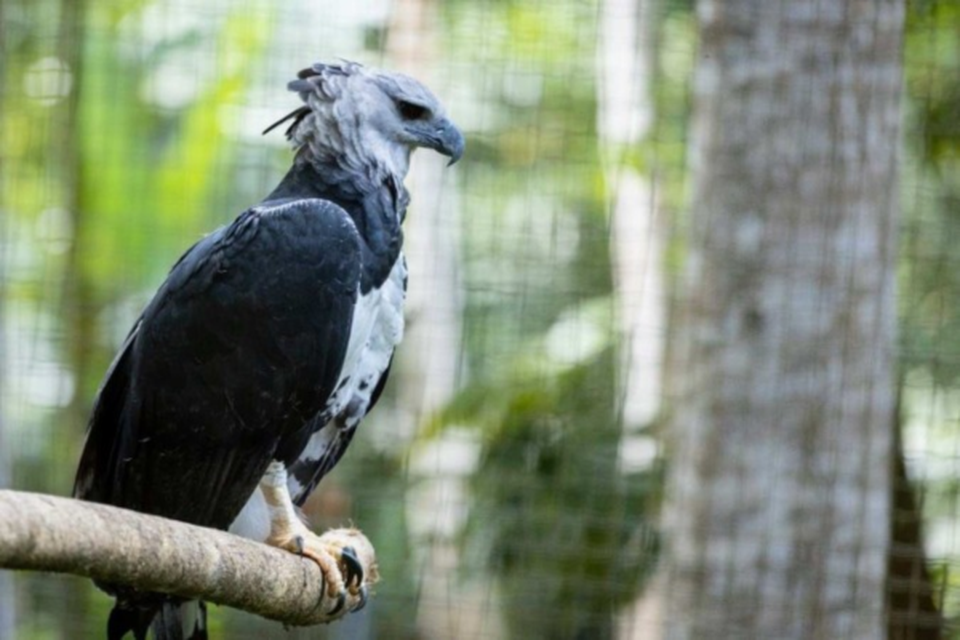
[1, 0, 957, 638]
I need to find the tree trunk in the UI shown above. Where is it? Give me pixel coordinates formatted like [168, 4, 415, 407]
[599, 0, 664, 432]
[662, 2, 903, 638]
[595, 0, 665, 636]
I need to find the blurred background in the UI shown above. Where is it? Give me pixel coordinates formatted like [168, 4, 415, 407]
[0, 0, 958, 638]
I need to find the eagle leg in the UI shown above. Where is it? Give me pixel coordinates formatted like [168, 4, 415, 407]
[259, 461, 369, 617]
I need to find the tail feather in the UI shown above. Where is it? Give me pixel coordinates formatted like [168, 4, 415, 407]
[107, 599, 154, 640]
[107, 597, 207, 640]
[152, 601, 207, 640]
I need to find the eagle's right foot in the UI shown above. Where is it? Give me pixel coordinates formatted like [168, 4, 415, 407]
[271, 527, 369, 616]
[259, 462, 377, 618]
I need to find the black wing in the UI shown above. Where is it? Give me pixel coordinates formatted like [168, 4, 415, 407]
[74, 199, 361, 530]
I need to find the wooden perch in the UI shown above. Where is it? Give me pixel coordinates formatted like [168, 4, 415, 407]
[0, 489, 378, 627]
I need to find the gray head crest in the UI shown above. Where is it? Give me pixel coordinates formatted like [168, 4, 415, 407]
[261, 62, 363, 139]
[288, 61, 363, 102]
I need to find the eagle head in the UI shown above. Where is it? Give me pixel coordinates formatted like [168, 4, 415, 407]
[266, 61, 464, 178]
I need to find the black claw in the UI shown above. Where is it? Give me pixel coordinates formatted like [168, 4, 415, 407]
[327, 590, 346, 617]
[340, 546, 364, 588]
[311, 571, 327, 615]
[353, 585, 369, 612]
[294, 535, 305, 556]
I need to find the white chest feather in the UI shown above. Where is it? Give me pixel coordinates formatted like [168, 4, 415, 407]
[324, 256, 407, 420]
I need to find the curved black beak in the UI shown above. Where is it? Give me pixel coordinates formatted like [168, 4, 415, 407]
[433, 119, 465, 166]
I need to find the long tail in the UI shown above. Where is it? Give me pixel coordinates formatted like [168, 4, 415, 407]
[107, 597, 207, 640]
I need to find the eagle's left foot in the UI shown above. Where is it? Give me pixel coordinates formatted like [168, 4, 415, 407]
[259, 462, 378, 619]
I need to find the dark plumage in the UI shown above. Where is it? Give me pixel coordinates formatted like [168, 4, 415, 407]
[74, 61, 463, 640]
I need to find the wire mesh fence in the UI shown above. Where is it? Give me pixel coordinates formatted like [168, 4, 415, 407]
[1, 0, 958, 638]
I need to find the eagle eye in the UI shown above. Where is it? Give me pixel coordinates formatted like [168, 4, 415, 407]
[396, 99, 429, 121]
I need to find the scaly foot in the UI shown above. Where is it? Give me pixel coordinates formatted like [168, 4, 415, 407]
[259, 461, 376, 618]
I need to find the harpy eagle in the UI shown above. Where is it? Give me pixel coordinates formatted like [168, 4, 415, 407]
[73, 61, 463, 640]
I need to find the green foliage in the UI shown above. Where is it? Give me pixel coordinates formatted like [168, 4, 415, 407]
[19, 0, 960, 636]
[77, 9, 269, 296]
[439, 348, 659, 640]
[337, 446, 421, 640]
[897, 1, 960, 632]
[901, 0, 960, 386]
[429, 2, 674, 637]
[2, 1, 275, 637]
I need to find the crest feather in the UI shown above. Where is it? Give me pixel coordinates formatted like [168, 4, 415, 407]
[263, 62, 365, 140]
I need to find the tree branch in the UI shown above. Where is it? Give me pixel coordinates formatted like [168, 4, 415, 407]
[0, 490, 378, 627]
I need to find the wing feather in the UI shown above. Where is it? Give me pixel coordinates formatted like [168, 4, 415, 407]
[75, 199, 361, 530]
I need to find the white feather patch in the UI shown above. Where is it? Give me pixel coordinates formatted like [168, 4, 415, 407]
[228, 485, 271, 542]
[288, 255, 407, 494]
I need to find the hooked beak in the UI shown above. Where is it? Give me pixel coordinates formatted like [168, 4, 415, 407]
[432, 118, 465, 166]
